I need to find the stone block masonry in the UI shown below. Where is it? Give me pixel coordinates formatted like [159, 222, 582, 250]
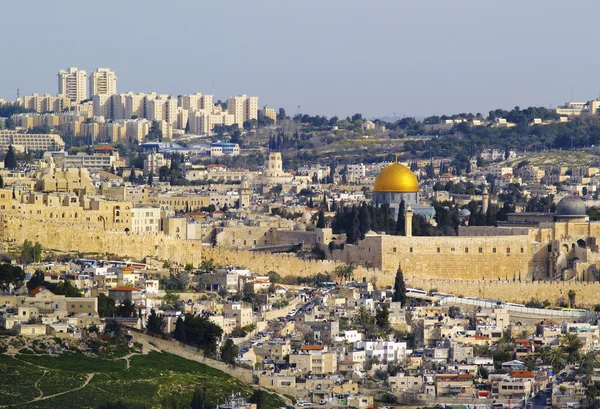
[0, 216, 201, 266]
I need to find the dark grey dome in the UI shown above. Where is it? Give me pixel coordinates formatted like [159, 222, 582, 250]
[555, 196, 586, 216]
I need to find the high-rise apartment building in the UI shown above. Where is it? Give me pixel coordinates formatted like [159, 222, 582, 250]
[89, 68, 117, 96]
[58, 67, 87, 103]
[227, 94, 258, 127]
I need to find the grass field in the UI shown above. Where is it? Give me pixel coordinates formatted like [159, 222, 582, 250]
[506, 149, 600, 167]
[0, 351, 284, 409]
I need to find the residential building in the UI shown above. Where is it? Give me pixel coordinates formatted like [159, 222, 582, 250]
[0, 130, 65, 153]
[89, 68, 117, 96]
[131, 206, 161, 233]
[58, 67, 87, 103]
[227, 94, 258, 126]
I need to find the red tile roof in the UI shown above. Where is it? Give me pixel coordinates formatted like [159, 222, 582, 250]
[94, 145, 117, 151]
[30, 285, 45, 295]
[109, 286, 141, 292]
[300, 345, 324, 351]
[512, 370, 534, 378]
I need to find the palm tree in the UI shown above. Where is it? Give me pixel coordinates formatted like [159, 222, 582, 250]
[200, 258, 215, 274]
[353, 306, 375, 337]
[334, 264, 355, 284]
[537, 346, 552, 366]
[562, 333, 583, 363]
[548, 346, 567, 372]
[585, 384, 599, 409]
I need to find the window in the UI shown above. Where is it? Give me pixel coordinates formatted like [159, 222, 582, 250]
[409, 247, 413, 253]
[451, 247, 455, 252]
[393, 247, 397, 253]
[521, 247, 524, 253]
[492, 248, 496, 253]
[507, 248, 510, 254]
[479, 247, 483, 253]
[465, 248, 468, 253]
[437, 247, 440, 253]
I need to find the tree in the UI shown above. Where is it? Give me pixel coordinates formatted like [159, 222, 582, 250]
[220, 338, 239, 365]
[190, 386, 215, 409]
[249, 390, 267, 409]
[395, 200, 406, 236]
[567, 289, 576, 308]
[316, 209, 326, 228]
[547, 346, 567, 372]
[21, 239, 34, 264]
[200, 258, 216, 273]
[358, 203, 371, 239]
[174, 316, 186, 341]
[375, 304, 391, 333]
[128, 168, 137, 184]
[147, 172, 154, 186]
[98, 293, 117, 317]
[173, 313, 223, 356]
[334, 264, 355, 284]
[33, 242, 42, 263]
[353, 306, 375, 336]
[146, 309, 165, 335]
[0, 264, 25, 292]
[117, 299, 136, 318]
[277, 108, 288, 121]
[346, 205, 360, 244]
[4, 145, 17, 170]
[0, 175, 4, 188]
[448, 306, 461, 318]
[146, 120, 163, 141]
[266, 271, 281, 283]
[392, 264, 406, 304]
[562, 333, 583, 363]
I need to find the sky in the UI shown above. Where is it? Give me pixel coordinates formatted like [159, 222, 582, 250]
[2, 0, 600, 119]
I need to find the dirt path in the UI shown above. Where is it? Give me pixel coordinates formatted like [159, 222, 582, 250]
[0, 373, 95, 408]
[32, 370, 48, 399]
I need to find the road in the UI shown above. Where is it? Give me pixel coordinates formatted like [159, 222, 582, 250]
[533, 391, 550, 409]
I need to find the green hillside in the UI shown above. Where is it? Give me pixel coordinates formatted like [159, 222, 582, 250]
[0, 351, 283, 409]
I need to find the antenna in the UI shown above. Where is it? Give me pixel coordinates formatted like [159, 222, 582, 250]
[17, 88, 19, 99]
[212, 81, 215, 97]
[571, 86, 574, 102]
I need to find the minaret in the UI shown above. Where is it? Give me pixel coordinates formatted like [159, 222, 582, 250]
[482, 187, 489, 215]
[405, 204, 413, 237]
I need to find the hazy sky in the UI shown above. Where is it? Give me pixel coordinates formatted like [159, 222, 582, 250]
[2, 0, 600, 118]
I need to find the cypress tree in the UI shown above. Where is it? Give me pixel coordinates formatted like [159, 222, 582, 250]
[392, 264, 407, 305]
[346, 205, 360, 244]
[395, 200, 406, 235]
[358, 203, 371, 239]
[4, 145, 17, 170]
[316, 209, 326, 228]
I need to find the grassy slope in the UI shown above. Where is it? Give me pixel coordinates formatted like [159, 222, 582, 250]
[0, 351, 283, 409]
[505, 149, 600, 167]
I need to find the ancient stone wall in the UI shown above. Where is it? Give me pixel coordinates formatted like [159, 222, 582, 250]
[406, 277, 600, 308]
[1, 216, 201, 266]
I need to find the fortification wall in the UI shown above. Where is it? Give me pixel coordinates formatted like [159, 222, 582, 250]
[406, 277, 600, 308]
[1, 216, 201, 266]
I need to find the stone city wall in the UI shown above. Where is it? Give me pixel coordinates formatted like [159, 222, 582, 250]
[406, 277, 600, 308]
[0, 216, 201, 266]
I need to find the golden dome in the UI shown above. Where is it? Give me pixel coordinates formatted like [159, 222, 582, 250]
[373, 162, 419, 193]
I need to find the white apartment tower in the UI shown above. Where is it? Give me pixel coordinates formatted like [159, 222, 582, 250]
[228, 94, 258, 127]
[89, 68, 117, 96]
[58, 67, 87, 103]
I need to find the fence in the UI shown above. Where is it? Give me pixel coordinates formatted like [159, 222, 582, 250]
[438, 296, 588, 318]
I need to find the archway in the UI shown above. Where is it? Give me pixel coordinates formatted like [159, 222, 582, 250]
[577, 239, 587, 249]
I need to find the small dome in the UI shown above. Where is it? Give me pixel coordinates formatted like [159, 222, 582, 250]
[373, 162, 419, 193]
[459, 208, 471, 217]
[555, 195, 586, 216]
